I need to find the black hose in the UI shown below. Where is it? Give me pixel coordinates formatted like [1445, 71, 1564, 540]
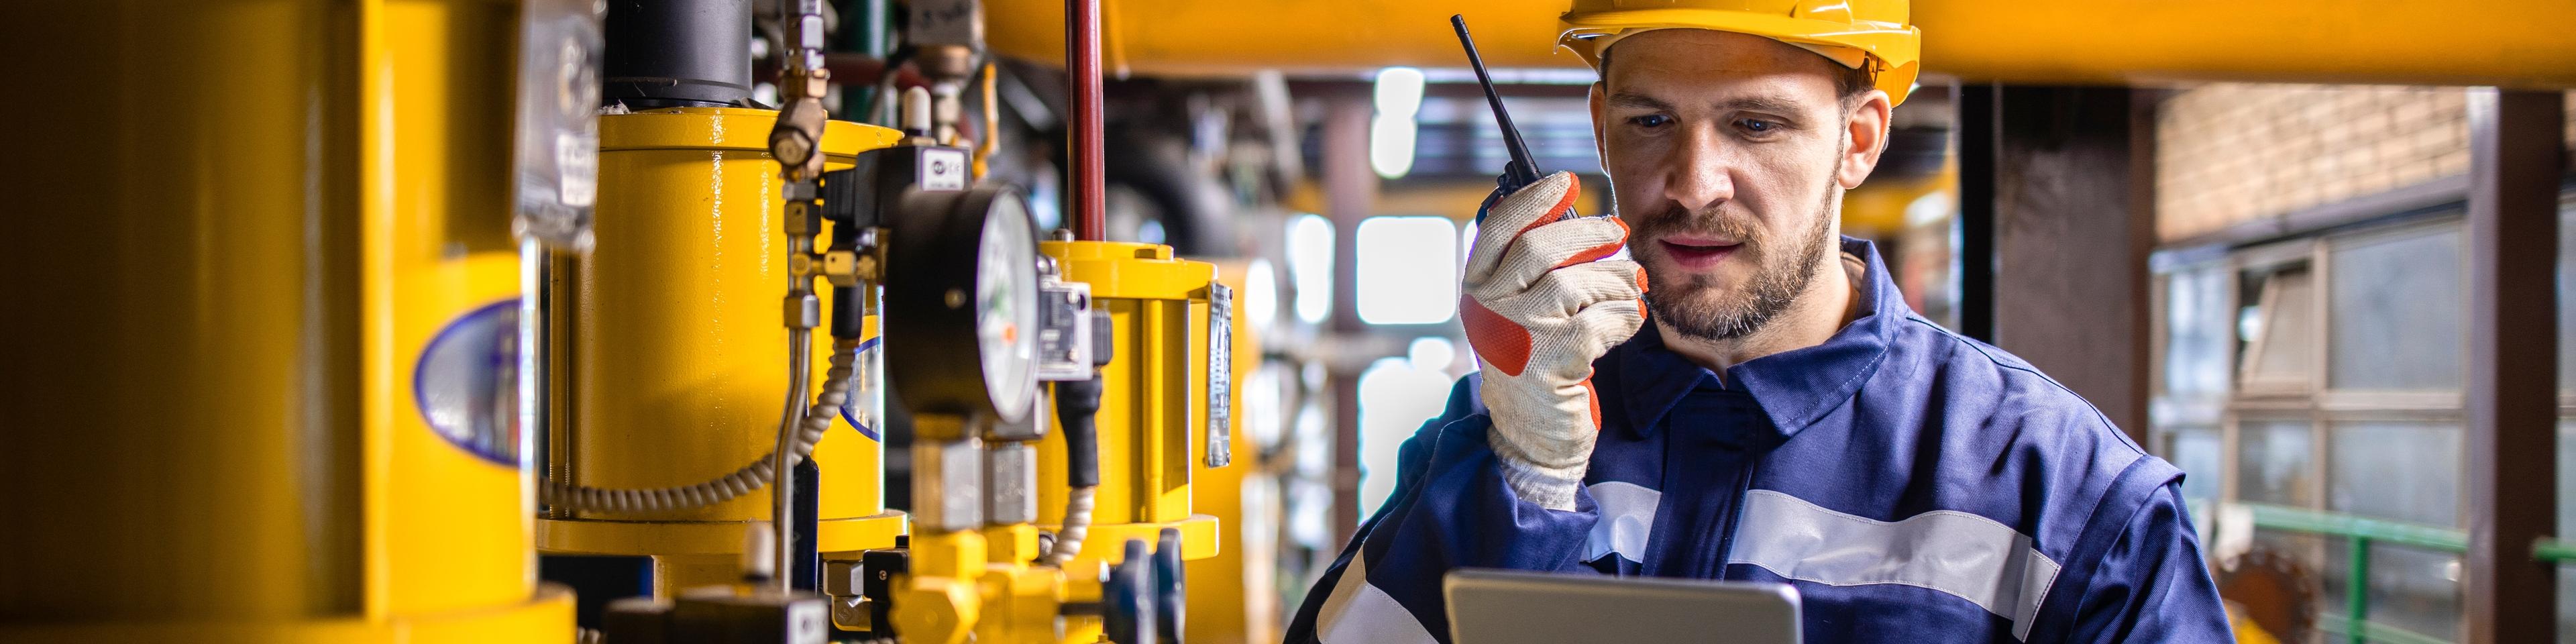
[1053, 377, 1102, 488]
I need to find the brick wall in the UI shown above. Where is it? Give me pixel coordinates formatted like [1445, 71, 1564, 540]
[2154, 85, 2576, 244]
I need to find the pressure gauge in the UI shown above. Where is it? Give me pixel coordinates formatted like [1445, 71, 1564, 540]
[886, 186, 1042, 424]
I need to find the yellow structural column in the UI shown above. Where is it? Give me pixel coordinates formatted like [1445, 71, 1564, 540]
[540, 107, 908, 592]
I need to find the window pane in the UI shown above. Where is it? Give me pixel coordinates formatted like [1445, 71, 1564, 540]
[1287, 214, 1336, 325]
[2561, 562, 2576, 644]
[1354, 216, 1459, 325]
[2329, 421, 2461, 527]
[2166, 264, 2233, 398]
[2559, 199, 2576, 387]
[2240, 269, 2316, 390]
[2167, 425, 2222, 504]
[2565, 421, 2576, 540]
[2561, 196, 2576, 643]
[1354, 352, 1456, 518]
[2322, 537, 2462, 641]
[2328, 223, 2464, 390]
[2252, 531, 2330, 631]
[2239, 419, 2314, 506]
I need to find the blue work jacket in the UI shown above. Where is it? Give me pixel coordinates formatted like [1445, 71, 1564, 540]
[1286, 238, 2231, 643]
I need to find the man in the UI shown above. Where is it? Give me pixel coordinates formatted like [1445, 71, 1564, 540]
[1284, 1, 2232, 642]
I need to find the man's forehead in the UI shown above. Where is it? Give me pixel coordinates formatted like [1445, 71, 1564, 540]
[1603, 30, 1843, 104]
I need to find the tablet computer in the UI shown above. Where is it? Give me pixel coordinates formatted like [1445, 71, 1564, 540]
[1443, 568, 1802, 644]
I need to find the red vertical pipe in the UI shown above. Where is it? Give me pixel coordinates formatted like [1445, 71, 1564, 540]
[1067, 0, 1106, 241]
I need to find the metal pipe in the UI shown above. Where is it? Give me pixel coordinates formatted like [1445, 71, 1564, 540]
[772, 327, 813, 589]
[772, 0, 832, 594]
[1067, 0, 1106, 240]
[752, 53, 932, 91]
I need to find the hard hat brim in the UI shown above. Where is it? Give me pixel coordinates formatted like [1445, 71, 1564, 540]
[1560, 9, 1921, 106]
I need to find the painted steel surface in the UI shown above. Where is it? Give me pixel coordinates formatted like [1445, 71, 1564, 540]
[1031, 241, 1225, 643]
[1186, 260, 1269, 644]
[980, 0, 2576, 87]
[547, 107, 906, 579]
[2, 0, 573, 639]
[376, 0, 539, 616]
[1036, 241, 1223, 537]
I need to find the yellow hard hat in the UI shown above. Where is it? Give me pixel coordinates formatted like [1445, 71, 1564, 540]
[1559, 0, 1922, 106]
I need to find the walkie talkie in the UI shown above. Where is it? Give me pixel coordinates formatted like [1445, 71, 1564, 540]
[1453, 14, 1576, 225]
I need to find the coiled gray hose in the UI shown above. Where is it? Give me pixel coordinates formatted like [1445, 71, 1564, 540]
[542, 337, 861, 514]
[1042, 486, 1097, 566]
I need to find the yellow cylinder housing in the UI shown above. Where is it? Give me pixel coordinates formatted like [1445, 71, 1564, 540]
[1034, 241, 1223, 566]
[540, 107, 906, 584]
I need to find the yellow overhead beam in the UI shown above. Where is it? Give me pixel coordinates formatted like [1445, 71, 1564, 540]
[987, 0, 2576, 88]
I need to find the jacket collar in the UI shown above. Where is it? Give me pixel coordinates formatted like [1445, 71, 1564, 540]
[1612, 236, 1905, 439]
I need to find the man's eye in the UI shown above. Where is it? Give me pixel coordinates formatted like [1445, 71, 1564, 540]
[1629, 114, 1672, 128]
[1736, 118, 1781, 134]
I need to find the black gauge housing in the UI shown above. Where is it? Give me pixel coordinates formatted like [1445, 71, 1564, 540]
[885, 185, 1041, 423]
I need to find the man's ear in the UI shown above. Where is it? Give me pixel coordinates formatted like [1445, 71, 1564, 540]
[1837, 89, 1893, 190]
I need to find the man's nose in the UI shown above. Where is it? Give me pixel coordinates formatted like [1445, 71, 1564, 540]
[1662, 126, 1735, 213]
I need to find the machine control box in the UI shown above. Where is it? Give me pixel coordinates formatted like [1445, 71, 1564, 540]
[1035, 260, 1103, 382]
[822, 144, 972, 229]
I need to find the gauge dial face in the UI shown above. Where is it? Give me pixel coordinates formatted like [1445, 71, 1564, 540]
[975, 194, 1040, 419]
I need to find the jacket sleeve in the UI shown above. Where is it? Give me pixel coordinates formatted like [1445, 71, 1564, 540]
[2065, 481, 2237, 643]
[1282, 375, 1603, 644]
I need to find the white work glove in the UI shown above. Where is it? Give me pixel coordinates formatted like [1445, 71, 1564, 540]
[1460, 171, 1646, 511]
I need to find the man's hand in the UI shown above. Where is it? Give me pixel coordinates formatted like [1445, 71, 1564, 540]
[1460, 171, 1645, 511]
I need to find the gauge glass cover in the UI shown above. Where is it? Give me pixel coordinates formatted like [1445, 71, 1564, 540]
[975, 195, 1040, 417]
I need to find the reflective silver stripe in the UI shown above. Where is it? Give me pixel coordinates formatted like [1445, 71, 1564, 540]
[1728, 490, 2062, 641]
[1585, 481, 1660, 563]
[1315, 543, 1439, 644]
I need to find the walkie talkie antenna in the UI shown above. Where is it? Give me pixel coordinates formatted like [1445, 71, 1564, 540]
[1452, 14, 1542, 190]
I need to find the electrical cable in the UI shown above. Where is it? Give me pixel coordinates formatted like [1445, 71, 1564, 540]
[1045, 486, 1097, 566]
[1042, 377, 1105, 566]
[541, 337, 861, 514]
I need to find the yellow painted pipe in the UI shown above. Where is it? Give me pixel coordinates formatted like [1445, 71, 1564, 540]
[984, 0, 2576, 88]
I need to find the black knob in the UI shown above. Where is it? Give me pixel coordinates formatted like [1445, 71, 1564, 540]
[1153, 528, 1185, 644]
[1102, 539, 1157, 644]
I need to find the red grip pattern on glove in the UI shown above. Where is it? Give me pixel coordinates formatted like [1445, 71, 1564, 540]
[1551, 217, 1628, 270]
[1463, 297, 1532, 377]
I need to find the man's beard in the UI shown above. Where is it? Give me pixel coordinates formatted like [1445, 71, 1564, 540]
[1633, 162, 1841, 341]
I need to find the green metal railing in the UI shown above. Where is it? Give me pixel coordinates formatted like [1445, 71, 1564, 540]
[2224, 504, 2573, 643]
[2536, 537, 2576, 564]
[2236, 502, 2467, 644]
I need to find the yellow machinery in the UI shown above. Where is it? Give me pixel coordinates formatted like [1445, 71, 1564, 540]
[878, 237, 1232, 644]
[537, 106, 910, 593]
[4, 0, 1252, 641]
[979, 0, 2576, 87]
[1, 0, 574, 641]
[1034, 242, 1227, 564]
